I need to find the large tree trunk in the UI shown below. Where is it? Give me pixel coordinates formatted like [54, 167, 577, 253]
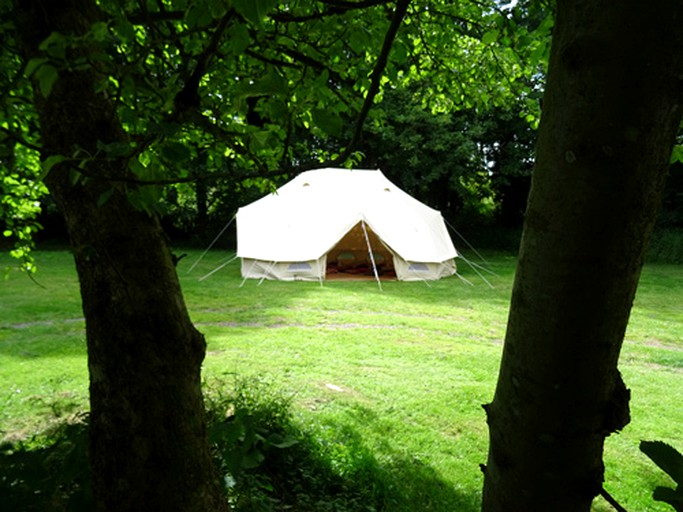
[15, 2, 229, 510]
[482, 2, 683, 511]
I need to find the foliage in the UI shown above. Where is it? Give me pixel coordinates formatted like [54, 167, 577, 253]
[640, 441, 683, 511]
[0, 414, 92, 512]
[0, 375, 394, 512]
[0, 0, 553, 257]
[207, 376, 299, 506]
[206, 375, 394, 511]
[0, 162, 47, 273]
[0, 50, 47, 272]
[358, 85, 536, 226]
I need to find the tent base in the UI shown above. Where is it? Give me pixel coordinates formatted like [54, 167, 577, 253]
[326, 271, 397, 281]
[240, 257, 456, 282]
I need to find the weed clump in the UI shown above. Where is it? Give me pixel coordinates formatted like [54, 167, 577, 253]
[207, 375, 389, 511]
[1, 376, 389, 511]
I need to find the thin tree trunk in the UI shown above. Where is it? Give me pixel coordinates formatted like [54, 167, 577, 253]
[482, 2, 683, 511]
[15, 1, 229, 510]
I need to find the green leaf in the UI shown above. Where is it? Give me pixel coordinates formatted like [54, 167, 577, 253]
[349, 28, 371, 54]
[312, 108, 343, 137]
[392, 41, 409, 64]
[207, 0, 228, 18]
[34, 64, 59, 98]
[236, 68, 288, 98]
[670, 145, 683, 164]
[24, 57, 49, 77]
[482, 30, 499, 45]
[269, 435, 298, 449]
[249, 129, 273, 151]
[241, 449, 265, 469]
[226, 22, 251, 56]
[90, 21, 110, 42]
[97, 188, 114, 208]
[160, 141, 192, 163]
[232, 0, 278, 26]
[529, 43, 548, 67]
[186, 3, 214, 29]
[38, 32, 67, 59]
[113, 18, 136, 43]
[97, 140, 131, 158]
[127, 185, 163, 214]
[41, 155, 67, 176]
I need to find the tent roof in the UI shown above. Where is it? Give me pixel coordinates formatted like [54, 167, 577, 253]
[236, 168, 458, 263]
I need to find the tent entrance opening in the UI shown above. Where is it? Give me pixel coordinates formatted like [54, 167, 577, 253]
[326, 222, 396, 279]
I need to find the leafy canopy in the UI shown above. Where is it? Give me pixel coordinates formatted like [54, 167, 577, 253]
[0, 0, 551, 267]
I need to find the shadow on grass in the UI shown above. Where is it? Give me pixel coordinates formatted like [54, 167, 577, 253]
[0, 382, 479, 512]
[281, 422, 480, 512]
[210, 376, 479, 511]
[0, 417, 92, 512]
[0, 424, 477, 512]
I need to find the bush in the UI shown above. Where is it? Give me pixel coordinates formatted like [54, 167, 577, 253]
[1, 376, 392, 511]
[0, 414, 92, 511]
[206, 375, 389, 511]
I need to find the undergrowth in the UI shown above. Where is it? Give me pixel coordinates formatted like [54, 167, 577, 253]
[208, 375, 388, 511]
[0, 376, 389, 512]
[0, 413, 91, 511]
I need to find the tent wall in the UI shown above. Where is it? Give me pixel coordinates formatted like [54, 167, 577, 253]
[393, 258, 456, 281]
[241, 257, 326, 281]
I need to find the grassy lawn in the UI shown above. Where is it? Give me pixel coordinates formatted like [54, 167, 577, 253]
[1, 248, 681, 511]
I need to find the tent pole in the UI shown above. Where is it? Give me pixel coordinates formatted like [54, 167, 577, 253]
[361, 220, 382, 291]
[239, 259, 258, 288]
[258, 261, 277, 285]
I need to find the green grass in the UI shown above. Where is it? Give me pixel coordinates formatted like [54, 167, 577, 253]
[1, 248, 682, 511]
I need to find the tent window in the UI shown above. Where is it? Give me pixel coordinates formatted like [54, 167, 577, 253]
[408, 263, 429, 272]
[288, 262, 311, 271]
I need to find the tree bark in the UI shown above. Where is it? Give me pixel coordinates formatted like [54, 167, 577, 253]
[482, 2, 683, 511]
[15, 1, 229, 510]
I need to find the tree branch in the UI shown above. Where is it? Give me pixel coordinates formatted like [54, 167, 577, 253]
[326, 0, 412, 167]
[70, 0, 410, 189]
[600, 488, 629, 512]
[173, 10, 236, 116]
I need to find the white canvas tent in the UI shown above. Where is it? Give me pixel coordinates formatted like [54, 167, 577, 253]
[236, 168, 458, 282]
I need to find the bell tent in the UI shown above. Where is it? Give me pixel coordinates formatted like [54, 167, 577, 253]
[236, 168, 458, 282]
